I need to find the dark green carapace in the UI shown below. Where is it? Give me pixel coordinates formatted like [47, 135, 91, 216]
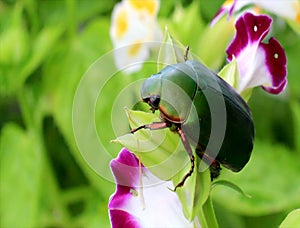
[131, 60, 254, 190]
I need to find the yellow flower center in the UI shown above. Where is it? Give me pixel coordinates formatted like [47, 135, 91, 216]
[293, 1, 300, 24]
[296, 12, 300, 23]
[116, 9, 128, 38]
[224, 0, 234, 7]
[128, 41, 142, 57]
[253, 6, 261, 14]
[296, 10, 300, 24]
[127, 0, 157, 16]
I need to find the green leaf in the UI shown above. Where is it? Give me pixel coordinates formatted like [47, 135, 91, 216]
[0, 124, 44, 227]
[114, 109, 214, 223]
[74, 190, 111, 228]
[0, 24, 64, 96]
[0, 24, 29, 65]
[287, 19, 300, 35]
[175, 157, 211, 221]
[218, 57, 239, 88]
[166, 1, 205, 48]
[113, 109, 188, 181]
[43, 18, 115, 198]
[20, 25, 64, 82]
[212, 140, 300, 216]
[280, 209, 300, 228]
[0, 3, 29, 65]
[212, 180, 251, 198]
[0, 3, 30, 96]
[218, 58, 253, 100]
[201, 196, 219, 228]
[157, 28, 188, 72]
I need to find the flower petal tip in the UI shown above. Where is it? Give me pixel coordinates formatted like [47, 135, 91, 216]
[211, 7, 227, 26]
[110, 148, 141, 188]
[226, 12, 272, 60]
[111, 148, 139, 168]
[260, 37, 287, 94]
[262, 79, 287, 94]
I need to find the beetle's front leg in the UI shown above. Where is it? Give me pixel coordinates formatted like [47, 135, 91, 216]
[130, 122, 170, 133]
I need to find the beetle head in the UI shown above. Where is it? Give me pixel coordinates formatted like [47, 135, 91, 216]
[141, 74, 162, 113]
[143, 95, 160, 113]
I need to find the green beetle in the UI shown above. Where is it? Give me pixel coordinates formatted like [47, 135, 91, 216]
[131, 59, 254, 190]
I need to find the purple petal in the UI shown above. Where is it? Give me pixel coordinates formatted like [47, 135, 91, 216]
[228, 0, 238, 17]
[227, 12, 272, 61]
[260, 37, 287, 94]
[211, 0, 237, 26]
[109, 148, 142, 209]
[211, 0, 246, 26]
[110, 210, 141, 228]
[211, 6, 228, 26]
[226, 12, 287, 94]
[108, 148, 142, 227]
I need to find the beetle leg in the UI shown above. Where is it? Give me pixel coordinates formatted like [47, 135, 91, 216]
[173, 127, 195, 191]
[130, 122, 169, 133]
[131, 123, 195, 191]
[196, 147, 221, 180]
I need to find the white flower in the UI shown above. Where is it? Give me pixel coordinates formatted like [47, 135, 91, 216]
[211, 0, 300, 26]
[110, 0, 162, 73]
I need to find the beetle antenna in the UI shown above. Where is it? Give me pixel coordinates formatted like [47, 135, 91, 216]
[173, 127, 195, 191]
[184, 45, 190, 62]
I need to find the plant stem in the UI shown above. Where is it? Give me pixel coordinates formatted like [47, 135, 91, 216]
[202, 195, 219, 228]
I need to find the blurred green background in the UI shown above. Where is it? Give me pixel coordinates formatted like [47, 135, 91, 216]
[0, 0, 299, 227]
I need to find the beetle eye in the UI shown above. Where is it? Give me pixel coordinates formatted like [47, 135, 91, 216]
[150, 95, 160, 108]
[142, 95, 160, 113]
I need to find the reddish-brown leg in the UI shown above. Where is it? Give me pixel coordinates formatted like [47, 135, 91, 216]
[173, 127, 195, 191]
[131, 122, 195, 191]
[130, 122, 169, 133]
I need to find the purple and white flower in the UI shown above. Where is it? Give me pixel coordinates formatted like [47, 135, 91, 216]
[108, 148, 193, 228]
[211, 0, 300, 26]
[226, 12, 287, 94]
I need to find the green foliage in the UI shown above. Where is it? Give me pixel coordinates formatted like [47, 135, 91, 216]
[0, 124, 43, 227]
[0, 0, 299, 227]
[0, 1, 116, 226]
[114, 109, 187, 181]
[212, 140, 300, 215]
[280, 209, 300, 227]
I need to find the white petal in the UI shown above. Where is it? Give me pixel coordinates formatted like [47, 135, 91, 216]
[236, 44, 271, 92]
[122, 170, 194, 227]
[110, 1, 162, 73]
[113, 42, 149, 74]
[253, 0, 300, 22]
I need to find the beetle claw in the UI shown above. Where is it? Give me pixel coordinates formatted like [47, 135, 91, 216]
[173, 154, 195, 191]
[130, 125, 146, 134]
[167, 186, 176, 192]
[150, 107, 156, 113]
